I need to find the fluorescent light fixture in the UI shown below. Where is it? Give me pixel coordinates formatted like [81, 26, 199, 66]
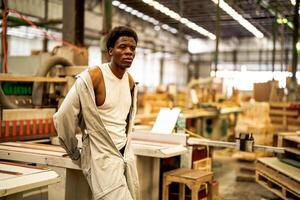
[297, 41, 300, 51]
[118, 3, 126, 10]
[142, 15, 150, 21]
[112, 1, 181, 36]
[142, 0, 216, 40]
[291, 0, 296, 5]
[125, 7, 133, 13]
[290, 0, 300, 14]
[154, 25, 161, 31]
[137, 12, 144, 18]
[112, 1, 120, 6]
[211, 0, 264, 38]
[131, 10, 138, 15]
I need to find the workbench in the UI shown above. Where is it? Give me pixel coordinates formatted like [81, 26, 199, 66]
[0, 161, 60, 200]
[0, 132, 187, 200]
[132, 132, 187, 200]
[183, 107, 242, 135]
[0, 142, 91, 200]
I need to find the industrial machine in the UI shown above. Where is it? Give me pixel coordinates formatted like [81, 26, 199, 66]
[0, 46, 88, 142]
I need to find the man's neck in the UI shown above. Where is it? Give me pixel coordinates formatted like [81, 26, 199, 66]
[109, 63, 126, 79]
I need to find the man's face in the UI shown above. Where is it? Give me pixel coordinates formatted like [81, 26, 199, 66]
[109, 36, 137, 69]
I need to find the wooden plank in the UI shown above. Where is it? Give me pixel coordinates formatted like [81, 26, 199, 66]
[284, 135, 300, 143]
[1, 142, 65, 153]
[0, 169, 60, 197]
[284, 147, 300, 156]
[269, 110, 299, 117]
[0, 74, 67, 83]
[3, 108, 55, 121]
[270, 102, 291, 108]
[0, 144, 65, 157]
[0, 148, 80, 170]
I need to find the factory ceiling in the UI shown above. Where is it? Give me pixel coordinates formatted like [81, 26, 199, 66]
[117, 0, 296, 39]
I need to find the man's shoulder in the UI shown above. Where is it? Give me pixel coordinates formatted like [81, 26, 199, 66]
[88, 66, 103, 87]
[127, 72, 135, 90]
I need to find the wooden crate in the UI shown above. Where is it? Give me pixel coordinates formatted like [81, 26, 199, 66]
[256, 157, 300, 200]
[270, 102, 300, 131]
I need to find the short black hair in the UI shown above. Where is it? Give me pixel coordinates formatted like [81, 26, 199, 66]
[106, 26, 138, 51]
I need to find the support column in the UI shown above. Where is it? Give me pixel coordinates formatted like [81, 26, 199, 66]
[101, 0, 112, 63]
[291, 0, 299, 82]
[42, 0, 49, 52]
[288, 0, 299, 101]
[62, 0, 84, 46]
[214, 0, 220, 74]
[159, 51, 165, 85]
[272, 12, 277, 73]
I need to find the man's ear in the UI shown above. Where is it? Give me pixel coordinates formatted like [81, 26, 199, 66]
[108, 47, 113, 56]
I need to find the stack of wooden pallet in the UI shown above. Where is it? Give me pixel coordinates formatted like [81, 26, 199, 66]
[269, 102, 300, 131]
[256, 157, 300, 200]
[256, 131, 300, 199]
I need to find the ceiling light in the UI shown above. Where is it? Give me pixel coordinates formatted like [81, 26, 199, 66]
[142, 15, 150, 21]
[137, 12, 144, 18]
[112, 1, 120, 6]
[291, 0, 296, 5]
[211, 0, 264, 38]
[118, 3, 126, 10]
[125, 7, 133, 13]
[170, 28, 178, 34]
[162, 24, 169, 30]
[154, 26, 161, 31]
[142, 0, 216, 39]
[131, 10, 138, 15]
[180, 18, 189, 24]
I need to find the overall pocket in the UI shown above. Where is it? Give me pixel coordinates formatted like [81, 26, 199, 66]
[91, 154, 125, 196]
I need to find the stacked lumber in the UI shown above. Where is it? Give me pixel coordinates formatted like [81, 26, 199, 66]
[235, 101, 273, 146]
[270, 102, 300, 132]
[143, 93, 173, 114]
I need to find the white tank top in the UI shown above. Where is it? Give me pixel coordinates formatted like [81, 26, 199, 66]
[97, 64, 131, 150]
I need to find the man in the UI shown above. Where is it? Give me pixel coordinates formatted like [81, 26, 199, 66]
[53, 26, 140, 200]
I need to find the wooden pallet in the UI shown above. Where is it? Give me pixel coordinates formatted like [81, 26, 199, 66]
[256, 157, 300, 200]
[270, 102, 300, 132]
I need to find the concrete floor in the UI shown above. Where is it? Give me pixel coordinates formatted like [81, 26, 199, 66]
[212, 157, 280, 200]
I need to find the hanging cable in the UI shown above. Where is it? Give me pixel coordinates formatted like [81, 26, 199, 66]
[1, 6, 87, 74]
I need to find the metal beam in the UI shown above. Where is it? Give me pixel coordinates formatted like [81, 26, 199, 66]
[62, 0, 85, 46]
[101, 0, 112, 63]
[188, 138, 285, 154]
